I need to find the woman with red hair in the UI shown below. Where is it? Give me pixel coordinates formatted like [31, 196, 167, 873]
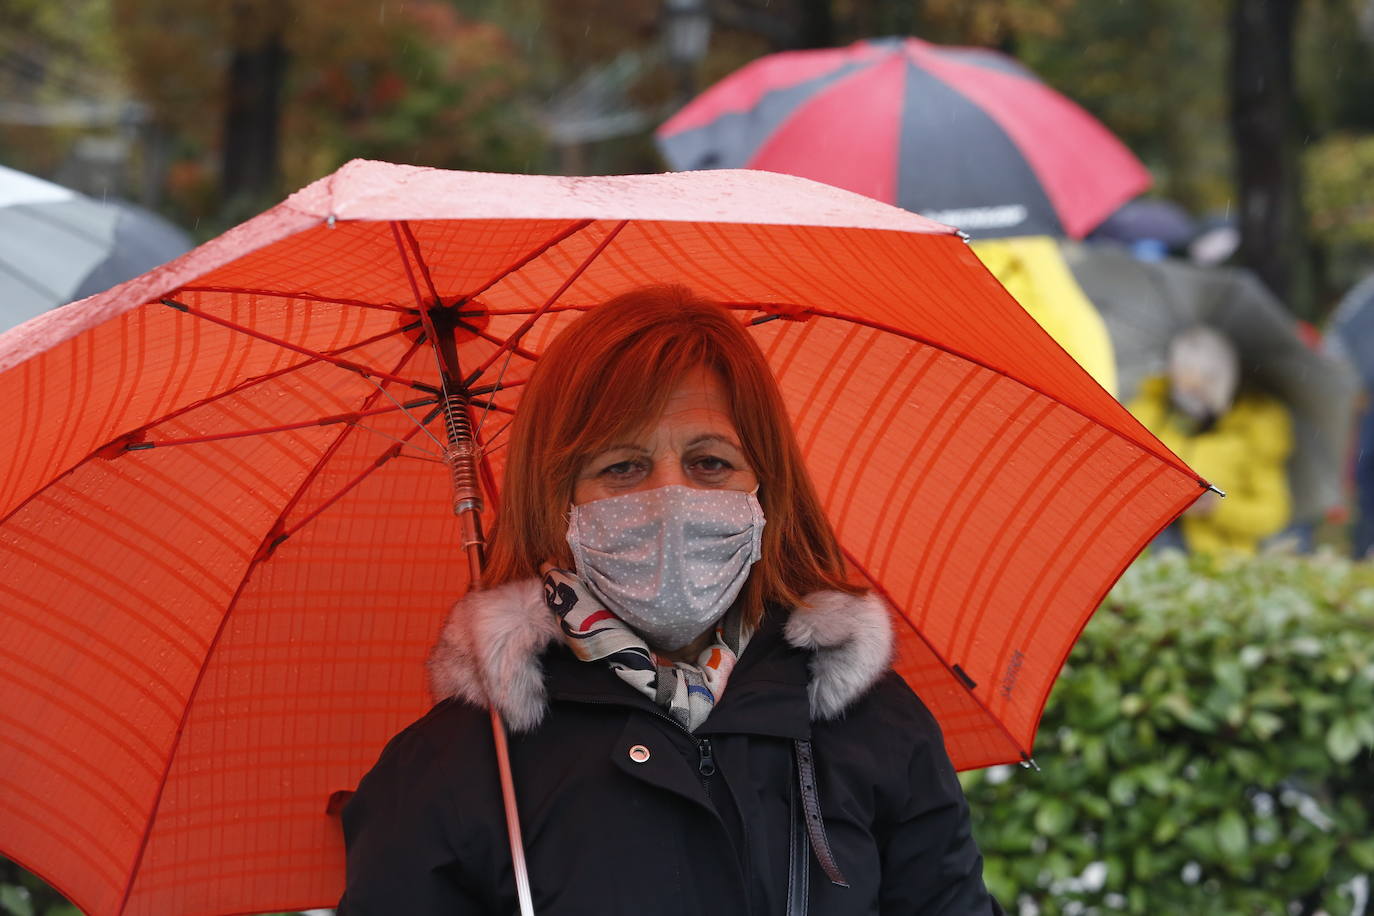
[338, 286, 1000, 914]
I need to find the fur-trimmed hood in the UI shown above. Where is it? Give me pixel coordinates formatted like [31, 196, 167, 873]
[427, 579, 894, 733]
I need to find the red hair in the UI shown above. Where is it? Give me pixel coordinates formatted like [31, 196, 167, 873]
[483, 285, 863, 625]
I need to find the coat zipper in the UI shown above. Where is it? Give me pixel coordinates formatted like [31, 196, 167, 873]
[697, 736, 717, 803]
[697, 737, 716, 777]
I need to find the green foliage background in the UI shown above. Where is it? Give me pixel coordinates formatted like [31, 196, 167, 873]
[962, 549, 1374, 914]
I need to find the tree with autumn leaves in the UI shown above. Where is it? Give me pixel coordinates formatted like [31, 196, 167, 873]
[108, 0, 543, 230]
[6, 0, 1372, 314]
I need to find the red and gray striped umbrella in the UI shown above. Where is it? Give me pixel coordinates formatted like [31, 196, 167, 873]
[656, 37, 1151, 239]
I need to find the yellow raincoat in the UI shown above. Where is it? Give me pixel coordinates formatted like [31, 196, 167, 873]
[973, 236, 1118, 397]
[1128, 375, 1293, 555]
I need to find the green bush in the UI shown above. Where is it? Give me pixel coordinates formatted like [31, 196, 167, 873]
[962, 549, 1374, 914]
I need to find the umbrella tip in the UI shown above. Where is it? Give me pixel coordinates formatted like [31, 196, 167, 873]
[1019, 754, 1040, 772]
[1204, 482, 1226, 498]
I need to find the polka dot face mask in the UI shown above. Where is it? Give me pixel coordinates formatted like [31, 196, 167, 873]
[565, 484, 765, 651]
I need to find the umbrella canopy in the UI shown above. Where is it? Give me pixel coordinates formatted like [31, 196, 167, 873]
[1062, 241, 1359, 525]
[0, 161, 1201, 916]
[0, 164, 194, 329]
[655, 37, 1151, 239]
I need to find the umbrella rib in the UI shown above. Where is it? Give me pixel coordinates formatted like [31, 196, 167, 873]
[360, 373, 449, 453]
[461, 220, 628, 388]
[468, 398, 515, 416]
[475, 347, 516, 439]
[468, 394, 504, 517]
[0, 322, 421, 533]
[112, 337, 430, 914]
[840, 546, 1033, 766]
[469, 377, 528, 398]
[126, 398, 440, 449]
[447, 304, 591, 317]
[480, 416, 515, 454]
[745, 306, 1206, 486]
[516, 299, 806, 317]
[128, 321, 420, 432]
[276, 416, 437, 543]
[173, 286, 412, 312]
[395, 220, 444, 306]
[466, 323, 541, 364]
[161, 298, 440, 394]
[464, 219, 596, 303]
[351, 420, 445, 459]
[258, 337, 433, 543]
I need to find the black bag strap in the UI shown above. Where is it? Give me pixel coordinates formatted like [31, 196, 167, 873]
[793, 739, 849, 889]
[786, 759, 809, 916]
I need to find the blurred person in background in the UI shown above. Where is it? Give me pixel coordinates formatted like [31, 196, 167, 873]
[1130, 325, 1293, 554]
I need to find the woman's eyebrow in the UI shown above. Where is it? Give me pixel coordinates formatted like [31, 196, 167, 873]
[685, 433, 742, 450]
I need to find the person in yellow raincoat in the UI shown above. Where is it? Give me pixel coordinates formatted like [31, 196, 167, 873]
[1128, 325, 1293, 555]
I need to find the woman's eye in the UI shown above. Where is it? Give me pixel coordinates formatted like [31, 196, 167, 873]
[598, 459, 645, 479]
[689, 455, 735, 476]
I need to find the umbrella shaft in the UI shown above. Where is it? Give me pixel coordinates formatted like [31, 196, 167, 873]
[458, 505, 485, 588]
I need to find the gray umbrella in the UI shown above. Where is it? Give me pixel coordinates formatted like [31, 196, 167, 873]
[1062, 240, 1359, 525]
[0, 164, 193, 330]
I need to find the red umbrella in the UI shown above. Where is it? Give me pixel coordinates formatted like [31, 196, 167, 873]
[657, 37, 1151, 239]
[0, 161, 1200, 915]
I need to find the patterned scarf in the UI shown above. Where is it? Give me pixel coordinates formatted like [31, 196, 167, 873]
[541, 565, 751, 732]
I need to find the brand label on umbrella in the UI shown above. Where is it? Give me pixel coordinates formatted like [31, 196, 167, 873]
[999, 650, 1026, 699]
[923, 204, 1028, 231]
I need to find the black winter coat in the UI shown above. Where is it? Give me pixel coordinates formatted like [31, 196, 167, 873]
[338, 580, 1001, 914]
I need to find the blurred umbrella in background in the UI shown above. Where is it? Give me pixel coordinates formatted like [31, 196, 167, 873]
[655, 36, 1151, 239]
[1088, 198, 1199, 257]
[1063, 241, 1359, 528]
[0, 164, 193, 331]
